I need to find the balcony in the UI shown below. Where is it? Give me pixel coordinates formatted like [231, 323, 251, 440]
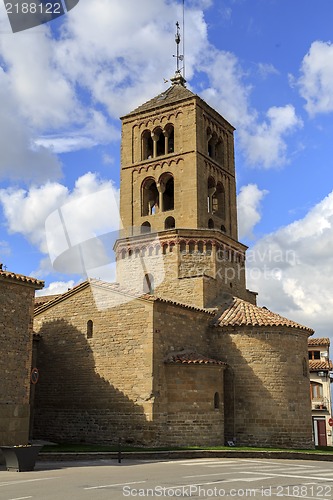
[311, 397, 330, 411]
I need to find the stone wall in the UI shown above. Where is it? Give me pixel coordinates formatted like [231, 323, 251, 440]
[164, 364, 225, 447]
[33, 284, 156, 445]
[211, 326, 314, 449]
[0, 280, 36, 446]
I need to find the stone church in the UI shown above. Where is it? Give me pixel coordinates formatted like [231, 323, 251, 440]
[33, 72, 314, 449]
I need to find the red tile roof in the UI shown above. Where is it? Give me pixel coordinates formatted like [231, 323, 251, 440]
[308, 338, 330, 347]
[215, 296, 314, 332]
[309, 360, 333, 371]
[35, 294, 61, 307]
[0, 268, 44, 289]
[165, 351, 226, 366]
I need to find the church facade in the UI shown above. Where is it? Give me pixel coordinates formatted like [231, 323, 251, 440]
[33, 74, 314, 448]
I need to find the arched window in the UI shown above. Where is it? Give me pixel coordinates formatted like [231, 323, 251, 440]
[213, 182, 225, 218]
[208, 218, 214, 229]
[87, 320, 93, 339]
[197, 241, 204, 254]
[180, 241, 186, 254]
[159, 173, 174, 212]
[221, 225, 226, 233]
[143, 273, 154, 294]
[141, 221, 151, 234]
[214, 392, 220, 409]
[142, 178, 159, 216]
[165, 216, 175, 229]
[142, 130, 153, 160]
[189, 241, 195, 254]
[207, 177, 216, 213]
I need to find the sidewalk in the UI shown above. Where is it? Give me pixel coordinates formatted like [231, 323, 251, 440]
[38, 448, 333, 462]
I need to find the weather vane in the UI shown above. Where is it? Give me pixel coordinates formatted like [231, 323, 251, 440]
[173, 21, 184, 75]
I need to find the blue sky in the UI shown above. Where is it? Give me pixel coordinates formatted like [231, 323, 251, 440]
[1, 0, 333, 338]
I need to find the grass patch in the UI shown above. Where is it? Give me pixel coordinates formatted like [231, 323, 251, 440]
[40, 443, 333, 454]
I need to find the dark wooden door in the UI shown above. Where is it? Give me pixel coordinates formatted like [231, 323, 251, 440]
[317, 419, 327, 446]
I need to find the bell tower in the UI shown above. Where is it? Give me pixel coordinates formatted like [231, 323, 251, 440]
[115, 28, 256, 308]
[119, 74, 239, 239]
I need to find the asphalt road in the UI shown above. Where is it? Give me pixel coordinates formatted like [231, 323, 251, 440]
[1, 457, 333, 499]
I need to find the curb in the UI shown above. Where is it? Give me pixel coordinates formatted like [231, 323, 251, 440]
[38, 449, 333, 462]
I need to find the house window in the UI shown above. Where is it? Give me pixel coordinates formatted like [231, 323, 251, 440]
[87, 320, 93, 339]
[208, 218, 214, 229]
[214, 392, 220, 409]
[309, 350, 321, 360]
[310, 382, 323, 399]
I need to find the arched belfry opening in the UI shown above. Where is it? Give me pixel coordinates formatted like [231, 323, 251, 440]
[165, 124, 175, 154]
[153, 127, 165, 157]
[213, 182, 226, 219]
[142, 178, 159, 216]
[159, 173, 174, 212]
[142, 130, 153, 160]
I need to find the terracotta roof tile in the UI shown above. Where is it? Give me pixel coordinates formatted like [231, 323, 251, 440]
[215, 296, 313, 332]
[35, 294, 61, 307]
[165, 351, 226, 366]
[308, 338, 330, 347]
[309, 360, 333, 370]
[0, 268, 44, 289]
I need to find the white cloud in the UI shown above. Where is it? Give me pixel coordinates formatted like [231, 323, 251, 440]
[246, 190, 333, 336]
[0, 0, 302, 176]
[0, 172, 119, 260]
[35, 280, 75, 297]
[257, 62, 279, 79]
[0, 68, 62, 182]
[199, 48, 302, 168]
[296, 41, 333, 116]
[237, 184, 268, 239]
[239, 105, 303, 168]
